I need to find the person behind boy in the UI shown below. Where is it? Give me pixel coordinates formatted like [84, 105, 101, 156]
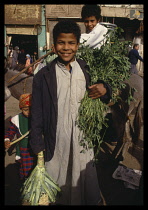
[80, 4, 108, 49]
[5, 93, 36, 181]
[80, 5, 121, 146]
[30, 20, 112, 205]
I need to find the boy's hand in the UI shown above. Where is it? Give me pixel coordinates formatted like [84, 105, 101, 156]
[5, 140, 11, 149]
[88, 83, 107, 99]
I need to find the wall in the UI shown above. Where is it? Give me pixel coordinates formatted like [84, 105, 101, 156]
[4, 4, 43, 58]
[45, 5, 83, 18]
[100, 4, 143, 20]
[4, 4, 41, 25]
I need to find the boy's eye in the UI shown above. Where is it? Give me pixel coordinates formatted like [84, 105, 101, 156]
[57, 41, 64, 45]
[57, 41, 76, 45]
[22, 108, 30, 111]
[84, 20, 95, 24]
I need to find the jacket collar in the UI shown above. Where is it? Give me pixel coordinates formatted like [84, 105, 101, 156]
[76, 58, 90, 88]
[43, 58, 58, 111]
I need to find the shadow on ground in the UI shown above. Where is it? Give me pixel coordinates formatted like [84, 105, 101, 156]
[96, 149, 143, 205]
[5, 162, 23, 205]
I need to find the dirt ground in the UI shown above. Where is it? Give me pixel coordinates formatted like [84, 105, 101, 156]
[4, 96, 144, 206]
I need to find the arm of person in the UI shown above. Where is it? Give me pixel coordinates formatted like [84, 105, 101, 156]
[135, 50, 144, 62]
[80, 25, 108, 49]
[88, 80, 112, 104]
[30, 73, 45, 155]
[4, 121, 19, 149]
[4, 138, 10, 149]
[81, 60, 112, 103]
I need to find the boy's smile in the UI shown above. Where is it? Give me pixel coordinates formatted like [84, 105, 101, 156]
[54, 33, 79, 70]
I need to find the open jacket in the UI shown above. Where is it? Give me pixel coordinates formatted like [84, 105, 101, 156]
[30, 58, 112, 161]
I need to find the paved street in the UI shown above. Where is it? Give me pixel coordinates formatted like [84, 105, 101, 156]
[4, 96, 143, 206]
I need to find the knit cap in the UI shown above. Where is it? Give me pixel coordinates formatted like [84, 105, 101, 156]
[19, 93, 32, 109]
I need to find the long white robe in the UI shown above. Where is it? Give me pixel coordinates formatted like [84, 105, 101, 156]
[45, 59, 101, 205]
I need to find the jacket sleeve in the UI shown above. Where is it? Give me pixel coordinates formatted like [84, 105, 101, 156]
[5, 120, 19, 141]
[30, 73, 45, 154]
[135, 50, 144, 62]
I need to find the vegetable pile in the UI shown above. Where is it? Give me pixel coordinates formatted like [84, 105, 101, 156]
[21, 151, 61, 205]
[76, 27, 132, 159]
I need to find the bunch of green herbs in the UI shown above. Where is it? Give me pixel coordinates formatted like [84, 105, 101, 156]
[76, 28, 132, 159]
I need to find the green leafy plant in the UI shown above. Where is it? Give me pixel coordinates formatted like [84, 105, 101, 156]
[21, 151, 61, 205]
[76, 27, 133, 159]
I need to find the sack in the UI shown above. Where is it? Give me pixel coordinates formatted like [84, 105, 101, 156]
[112, 165, 142, 189]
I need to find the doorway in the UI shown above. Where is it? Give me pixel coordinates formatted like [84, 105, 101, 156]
[9, 34, 38, 58]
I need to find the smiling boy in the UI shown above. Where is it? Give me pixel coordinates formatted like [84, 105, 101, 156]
[30, 20, 111, 205]
[53, 33, 79, 70]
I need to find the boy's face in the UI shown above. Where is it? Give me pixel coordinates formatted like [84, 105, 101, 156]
[84, 16, 99, 33]
[54, 33, 79, 67]
[21, 107, 31, 118]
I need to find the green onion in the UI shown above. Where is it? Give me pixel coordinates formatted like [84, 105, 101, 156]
[20, 151, 61, 205]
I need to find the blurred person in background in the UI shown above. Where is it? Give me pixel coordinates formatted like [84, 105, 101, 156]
[7, 46, 13, 69]
[128, 43, 144, 75]
[16, 49, 26, 71]
[25, 54, 33, 75]
[12, 46, 20, 69]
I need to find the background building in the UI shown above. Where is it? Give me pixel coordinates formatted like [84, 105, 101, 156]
[45, 4, 143, 46]
[4, 4, 46, 59]
[4, 4, 144, 74]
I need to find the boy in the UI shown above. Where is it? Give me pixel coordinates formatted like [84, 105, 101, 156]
[80, 4, 108, 49]
[30, 20, 111, 205]
[5, 93, 36, 180]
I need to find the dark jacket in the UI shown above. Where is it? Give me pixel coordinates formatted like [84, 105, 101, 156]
[18, 52, 26, 64]
[128, 49, 144, 65]
[30, 58, 112, 161]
